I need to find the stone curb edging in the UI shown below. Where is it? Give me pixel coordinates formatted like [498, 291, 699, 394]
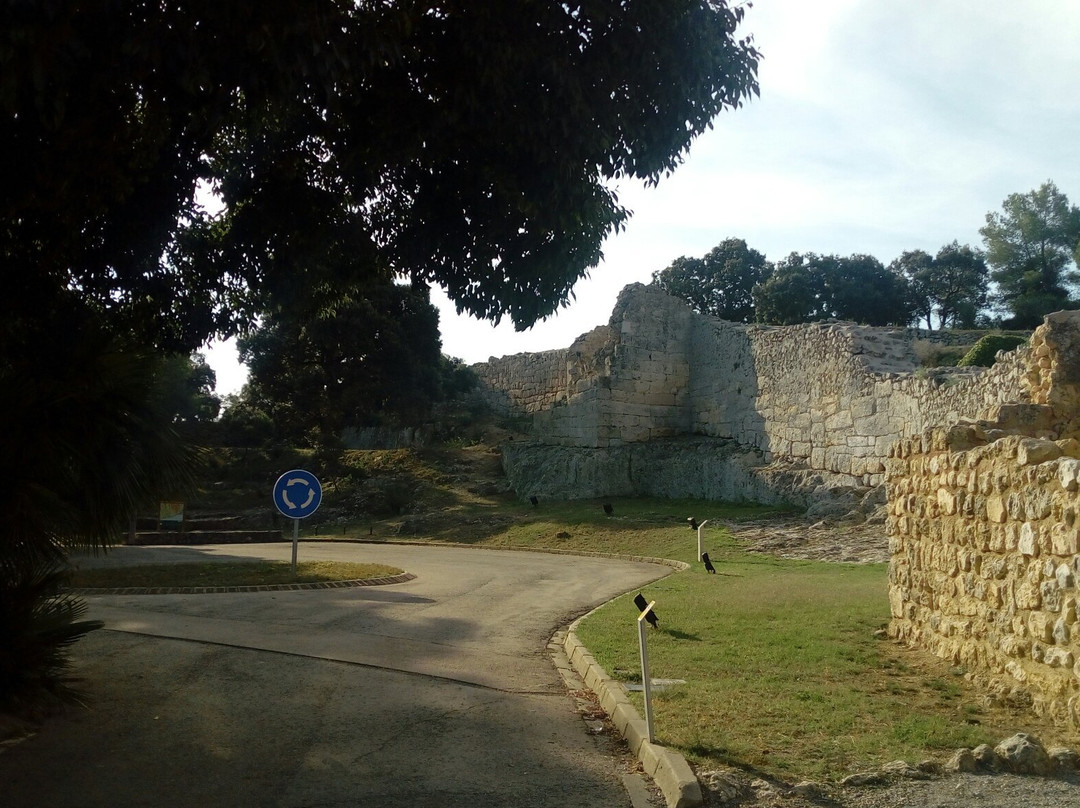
[67, 572, 417, 596]
[564, 617, 702, 808]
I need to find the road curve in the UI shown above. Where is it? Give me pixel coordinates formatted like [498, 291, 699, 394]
[1, 542, 671, 808]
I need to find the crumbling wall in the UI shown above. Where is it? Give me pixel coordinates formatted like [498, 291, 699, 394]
[888, 312, 1080, 730]
[473, 284, 1030, 500]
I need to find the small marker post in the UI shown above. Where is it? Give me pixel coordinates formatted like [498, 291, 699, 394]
[696, 519, 709, 561]
[637, 600, 657, 743]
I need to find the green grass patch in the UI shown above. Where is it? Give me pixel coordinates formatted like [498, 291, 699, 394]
[575, 549, 1004, 782]
[69, 561, 402, 589]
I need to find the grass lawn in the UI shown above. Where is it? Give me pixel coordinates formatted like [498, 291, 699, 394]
[69, 560, 402, 589]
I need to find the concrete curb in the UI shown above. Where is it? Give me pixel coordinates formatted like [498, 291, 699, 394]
[68, 572, 417, 596]
[564, 618, 702, 808]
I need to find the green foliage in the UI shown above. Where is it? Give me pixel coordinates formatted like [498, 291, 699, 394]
[957, 334, 1029, 367]
[0, 297, 201, 575]
[153, 353, 221, 424]
[826, 253, 912, 326]
[0, 560, 104, 713]
[980, 181, 1080, 327]
[753, 252, 911, 326]
[892, 242, 989, 330]
[753, 253, 827, 325]
[2, 1, 761, 351]
[215, 396, 276, 449]
[236, 280, 445, 446]
[652, 238, 770, 322]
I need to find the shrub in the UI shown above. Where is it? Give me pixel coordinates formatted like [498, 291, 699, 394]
[957, 334, 1028, 367]
[0, 561, 104, 714]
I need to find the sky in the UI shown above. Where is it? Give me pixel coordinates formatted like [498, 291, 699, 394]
[205, 0, 1080, 396]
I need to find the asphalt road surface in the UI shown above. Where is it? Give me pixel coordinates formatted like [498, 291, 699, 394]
[0, 542, 670, 808]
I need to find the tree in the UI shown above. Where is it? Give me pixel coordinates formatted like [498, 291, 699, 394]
[155, 353, 222, 425]
[0, 299, 198, 576]
[753, 252, 911, 326]
[2, 1, 761, 352]
[929, 242, 989, 329]
[890, 249, 936, 329]
[753, 253, 828, 325]
[824, 254, 911, 326]
[890, 243, 988, 330]
[1, 3, 760, 687]
[237, 280, 445, 446]
[651, 238, 770, 322]
[980, 181, 1080, 327]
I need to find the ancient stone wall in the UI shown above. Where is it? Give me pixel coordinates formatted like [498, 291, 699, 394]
[473, 284, 1030, 500]
[888, 312, 1080, 731]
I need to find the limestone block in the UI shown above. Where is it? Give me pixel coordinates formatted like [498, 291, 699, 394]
[1019, 523, 1040, 557]
[986, 496, 1008, 523]
[1056, 564, 1076, 590]
[937, 488, 958, 515]
[1053, 617, 1071, 645]
[1015, 579, 1042, 610]
[1059, 458, 1080, 491]
[1018, 438, 1063, 466]
[1001, 635, 1030, 657]
[1041, 581, 1064, 613]
[1045, 647, 1075, 669]
[1050, 524, 1080, 556]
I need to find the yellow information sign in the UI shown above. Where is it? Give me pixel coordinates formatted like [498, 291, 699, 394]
[159, 501, 184, 525]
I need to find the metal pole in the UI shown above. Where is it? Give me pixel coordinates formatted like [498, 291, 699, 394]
[637, 602, 656, 743]
[292, 518, 299, 578]
[697, 519, 709, 561]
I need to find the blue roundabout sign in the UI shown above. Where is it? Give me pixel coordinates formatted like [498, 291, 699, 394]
[273, 469, 323, 519]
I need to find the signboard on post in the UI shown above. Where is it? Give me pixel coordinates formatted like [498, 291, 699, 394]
[159, 501, 184, 531]
[273, 469, 323, 576]
[637, 599, 657, 744]
[273, 469, 323, 519]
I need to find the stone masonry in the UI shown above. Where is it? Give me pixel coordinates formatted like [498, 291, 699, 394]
[475, 283, 1028, 504]
[888, 312, 1080, 731]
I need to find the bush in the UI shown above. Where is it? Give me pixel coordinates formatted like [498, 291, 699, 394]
[0, 561, 104, 714]
[957, 334, 1029, 367]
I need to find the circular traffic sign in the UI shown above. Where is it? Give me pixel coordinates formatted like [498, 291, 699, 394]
[273, 469, 323, 519]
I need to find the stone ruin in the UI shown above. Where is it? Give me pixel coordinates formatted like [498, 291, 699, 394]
[474, 283, 1026, 520]
[475, 284, 1080, 730]
[888, 311, 1080, 731]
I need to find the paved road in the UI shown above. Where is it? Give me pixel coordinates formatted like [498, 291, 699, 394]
[0, 542, 670, 807]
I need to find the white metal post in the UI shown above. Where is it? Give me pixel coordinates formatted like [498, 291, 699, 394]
[292, 518, 299, 577]
[637, 601, 656, 743]
[696, 519, 709, 561]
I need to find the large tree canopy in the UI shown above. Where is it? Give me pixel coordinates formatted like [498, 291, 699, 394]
[2, 1, 760, 351]
[752, 252, 911, 327]
[651, 237, 769, 323]
[236, 280, 445, 446]
[890, 242, 988, 330]
[980, 181, 1080, 328]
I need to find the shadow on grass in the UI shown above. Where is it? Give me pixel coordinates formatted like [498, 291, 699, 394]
[662, 628, 701, 641]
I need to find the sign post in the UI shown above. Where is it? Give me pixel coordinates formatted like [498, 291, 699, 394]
[272, 469, 323, 577]
[637, 599, 657, 744]
[696, 519, 709, 561]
